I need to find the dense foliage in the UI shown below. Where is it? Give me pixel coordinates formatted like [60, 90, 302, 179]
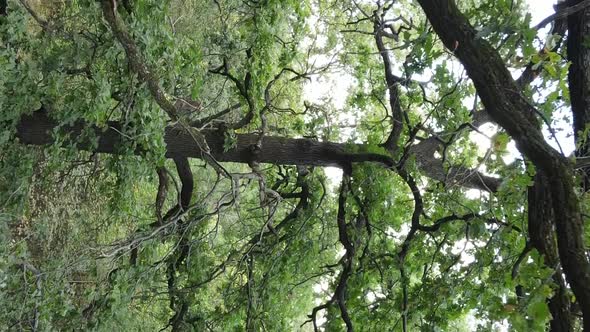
[1, 0, 589, 331]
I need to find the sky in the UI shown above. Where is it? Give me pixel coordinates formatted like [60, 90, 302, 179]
[528, 0, 555, 24]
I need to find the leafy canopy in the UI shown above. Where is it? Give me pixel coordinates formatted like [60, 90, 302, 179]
[0, 0, 587, 331]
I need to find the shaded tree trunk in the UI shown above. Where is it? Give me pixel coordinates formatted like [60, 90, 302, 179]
[567, 0, 590, 190]
[14, 111, 501, 192]
[14, 112, 391, 168]
[528, 172, 573, 332]
[416, 0, 590, 328]
[523, 9, 573, 330]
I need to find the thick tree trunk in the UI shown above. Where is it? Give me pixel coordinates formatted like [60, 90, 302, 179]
[526, 8, 574, 327]
[567, 0, 590, 190]
[416, 0, 590, 328]
[15, 112, 391, 168]
[14, 112, 501, 192]
[528, 173, 573, 332]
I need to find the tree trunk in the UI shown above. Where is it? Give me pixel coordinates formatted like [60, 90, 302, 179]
[14, 111, 501, 192]
[567, 0, 590, 190]
[15, 112, 391, 168]
[528, 172, 573, 332]
[416, 0, 590, 328]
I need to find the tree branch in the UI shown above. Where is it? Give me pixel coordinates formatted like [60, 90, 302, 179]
[100, 0, 220, 174]
[373, 8, 404, 154]
[533, 0, 590, 31]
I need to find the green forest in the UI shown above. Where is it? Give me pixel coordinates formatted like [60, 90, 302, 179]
[1, 0, 589, 331]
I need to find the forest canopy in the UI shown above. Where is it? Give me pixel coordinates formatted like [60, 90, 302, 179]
[1, 0, 590, 331]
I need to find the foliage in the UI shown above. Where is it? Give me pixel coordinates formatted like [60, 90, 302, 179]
[0, 0, 588, 331]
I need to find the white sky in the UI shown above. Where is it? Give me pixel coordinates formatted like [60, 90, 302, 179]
[529, 1, 555, 25]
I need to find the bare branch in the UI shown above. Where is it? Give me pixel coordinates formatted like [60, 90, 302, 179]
[533, 0, 590, 31]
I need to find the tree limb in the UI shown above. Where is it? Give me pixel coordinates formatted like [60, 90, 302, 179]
[15, 111, 502, 192]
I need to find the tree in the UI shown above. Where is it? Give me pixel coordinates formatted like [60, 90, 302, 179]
[1, 0, 589, 331]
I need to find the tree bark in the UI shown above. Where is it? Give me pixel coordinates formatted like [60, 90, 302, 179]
[14, 112, 391, 168]
[567, 0, 590, 190]
[14, 111, 500, 192]
[528, 173, 573, 332]
[416, 0, 590, 328]
[525, 9, 573, 329]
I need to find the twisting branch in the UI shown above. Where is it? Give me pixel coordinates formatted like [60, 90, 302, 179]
[191, 103, 242, 128]
[334, 174, 354, 332]
[175, 167, 310, 300]
[249, 165, 310, 245]
[160, 158, 194, 331]
[133, 157, 194, 265]
[100, 0, 177, 119]
[174, 157, 194, 211]
[533, 0, 590, 31]
[276, 166, 310, 231]
[304, 174, 354, 332]
[511, 242, 532, 301]
[245, 254, 255, 331]
[417, 212, 521, 233]
[516, 3, 568, 89]
[155, 167, 170, 225]
[156, 157, 194, 223]
[395, 169, 422, 331]
[100, 0, 225, 176]
[163, 237, 190, 332]
[208, 55, 256, 130]
[18, 0, 51, 31]
[373, 5, 404, 154]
